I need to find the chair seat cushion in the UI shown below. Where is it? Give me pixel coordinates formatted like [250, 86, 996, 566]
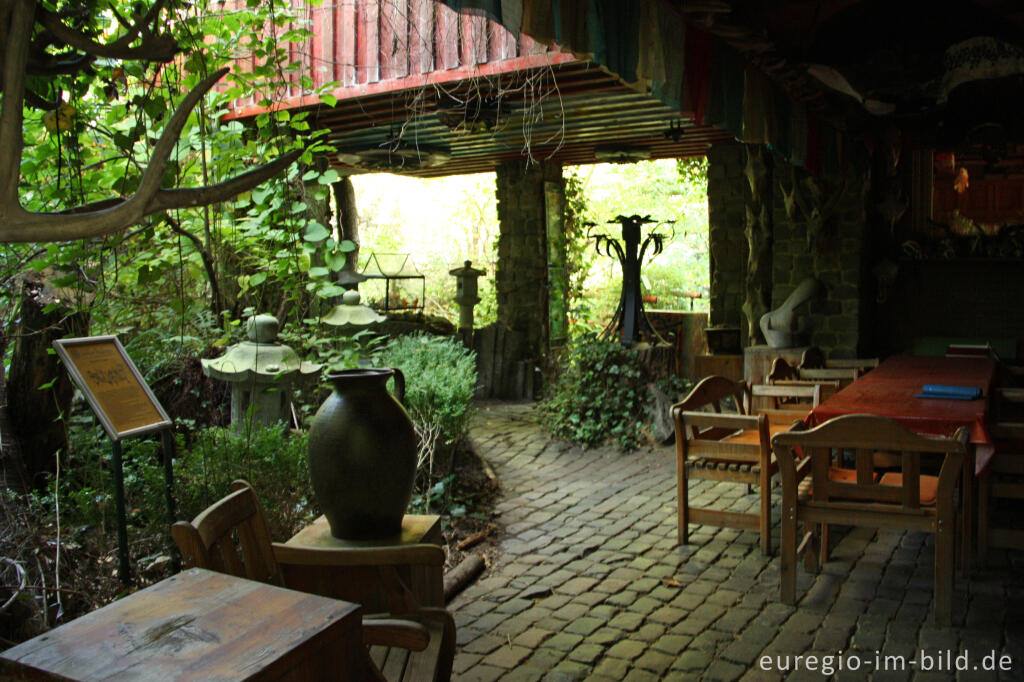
[878, 472, 939, 506]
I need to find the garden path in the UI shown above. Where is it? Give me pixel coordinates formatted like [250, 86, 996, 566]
[449, 402, 1024, 681]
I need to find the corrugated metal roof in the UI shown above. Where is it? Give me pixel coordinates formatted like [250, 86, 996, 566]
[224, 1, 727, 176]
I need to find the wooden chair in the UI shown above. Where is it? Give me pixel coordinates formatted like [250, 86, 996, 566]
[978, 389, 1024, 557]
[798, 347, 877, 387]
[765, 357, 842, 403]
[672, 376, 779, 554]
[172, 481, 455, 682]
[772, 415, 967, 626]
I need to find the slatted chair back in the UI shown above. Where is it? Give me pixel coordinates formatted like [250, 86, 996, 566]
[675, 374, 750, 417]
[765, 357, 842, 404]
[171, 481, 282, 586]
[772, 414, 967, 625]
[751, 382, 822, 416]
[797, 347, 876, 386]
[978, 388, 1024, 558]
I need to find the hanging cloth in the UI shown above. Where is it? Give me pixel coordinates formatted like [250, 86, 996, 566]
[500, 0, 523, 36]
[440, 0, 504, 21]
[556, 0, 589, 54]
[650, 2, 684, 109]
[771, 89, 792, 159]
[707, 40, 744, 139]
[636, 0, 666, 87]
[522, 0, 557, 45]
[684, 24, 713, 126]
[595, 0, 640, 88]
[742, 66, 773, 144]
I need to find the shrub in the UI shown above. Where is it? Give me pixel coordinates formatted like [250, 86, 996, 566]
[172, 424, 314, 539]
[376, 334, 477, 503]
[539, 334, 689, 451]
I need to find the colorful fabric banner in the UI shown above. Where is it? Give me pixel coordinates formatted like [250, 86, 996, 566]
[684, 24, 712, 125]
[708, 40, 744, 139]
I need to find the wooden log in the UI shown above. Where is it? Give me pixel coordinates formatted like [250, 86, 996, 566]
[443, 554, 485, 603]
[7, 277, 88, 487]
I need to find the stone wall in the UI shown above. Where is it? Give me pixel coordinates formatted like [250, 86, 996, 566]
[707, 143, 748, 329]
[494, 160, 562, 357]
[709, 140, 871, 357]
[771, 163, 869, 358]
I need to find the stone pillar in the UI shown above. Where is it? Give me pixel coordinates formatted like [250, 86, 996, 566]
[707, 142, 749, 331]
[494, 160, 562, 357]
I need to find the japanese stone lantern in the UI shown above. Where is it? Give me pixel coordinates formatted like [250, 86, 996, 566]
[449, 260, 486, 332]
[322, 289, 386, 331]
[201, 314, 321, 428]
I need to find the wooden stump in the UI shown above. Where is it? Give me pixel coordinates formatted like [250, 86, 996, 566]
[6, 278, 88, 486]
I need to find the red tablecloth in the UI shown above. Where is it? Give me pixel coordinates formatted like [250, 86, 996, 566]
[809, 355, 997, 474]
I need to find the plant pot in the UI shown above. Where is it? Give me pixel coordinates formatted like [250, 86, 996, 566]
[307, 368, 417, 539]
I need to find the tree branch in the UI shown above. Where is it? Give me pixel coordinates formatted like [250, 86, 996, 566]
[37, 0, 178, 63]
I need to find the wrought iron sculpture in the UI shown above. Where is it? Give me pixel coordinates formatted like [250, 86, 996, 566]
[592, 214, 673, 347]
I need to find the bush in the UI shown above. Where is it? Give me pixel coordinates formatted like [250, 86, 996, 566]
[376, 334, 477, 504]
[539, 334, 688, 451]
[173, 424, 314, 539]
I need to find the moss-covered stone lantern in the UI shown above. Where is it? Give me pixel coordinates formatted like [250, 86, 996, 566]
[201, 314, 321, 428]
[449, 260, 486, 332]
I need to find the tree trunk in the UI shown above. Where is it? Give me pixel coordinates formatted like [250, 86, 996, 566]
[334, 177, 360, 278]
[7, 277, 89, 487]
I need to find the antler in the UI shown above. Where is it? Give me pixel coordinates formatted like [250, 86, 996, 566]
[0, 0, 302, 243]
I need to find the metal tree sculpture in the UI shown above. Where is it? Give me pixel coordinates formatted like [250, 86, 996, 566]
[592, 214, 672, 348]
[0, 0, 301, 243]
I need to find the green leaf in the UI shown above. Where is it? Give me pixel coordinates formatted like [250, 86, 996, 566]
[303, 223, 330, 242]
[339, 239, 357, 252]
[308, 266, 329, 278]
[320, 94, 338, 107]
[250, 272, 267, 286]
[318, 169, 341, 185]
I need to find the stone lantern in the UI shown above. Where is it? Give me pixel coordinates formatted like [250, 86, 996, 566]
[201, 314, 321, 428]
[449, 260, 486, 332]
[322, 289, 386, 330]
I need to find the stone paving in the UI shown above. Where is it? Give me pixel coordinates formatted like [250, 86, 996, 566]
[449, 402, 1024, 681]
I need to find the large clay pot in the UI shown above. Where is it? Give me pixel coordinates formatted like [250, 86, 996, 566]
[307, 368, 417, 539]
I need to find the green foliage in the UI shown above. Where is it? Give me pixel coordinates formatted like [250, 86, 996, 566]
[53, 420, 312, 543]
[566, 159, 710, 330]
[376, 334, 477, 509]
[539, 335, 689, 451]
[173, 424, 313, 538]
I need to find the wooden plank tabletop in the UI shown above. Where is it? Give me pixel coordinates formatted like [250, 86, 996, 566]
[0, 568, 364, 681]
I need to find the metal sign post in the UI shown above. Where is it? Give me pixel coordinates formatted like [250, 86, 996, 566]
[53, 336, 175, 583]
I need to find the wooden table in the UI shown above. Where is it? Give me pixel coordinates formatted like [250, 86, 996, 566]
[284, 514, 443, 611]
[808, 354, 998, 564]
[0, 568, 366, 681]
[809, 354, 996, 473]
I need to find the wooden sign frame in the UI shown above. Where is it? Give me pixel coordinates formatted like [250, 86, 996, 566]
[53, 335, 171, 441]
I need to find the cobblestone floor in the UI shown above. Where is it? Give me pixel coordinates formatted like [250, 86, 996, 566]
[449, 402, 1024, 681]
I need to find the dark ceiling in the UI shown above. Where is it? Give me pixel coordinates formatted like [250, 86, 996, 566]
[697, 0, 1024, 146]
[287, 0, 1024, 177]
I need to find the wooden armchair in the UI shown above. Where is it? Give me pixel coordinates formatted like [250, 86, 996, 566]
[797, 347, 875, 388]
[172, 481, 455, 682]
[672, 376, 781, 553]
[772, 415, 967, 625]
